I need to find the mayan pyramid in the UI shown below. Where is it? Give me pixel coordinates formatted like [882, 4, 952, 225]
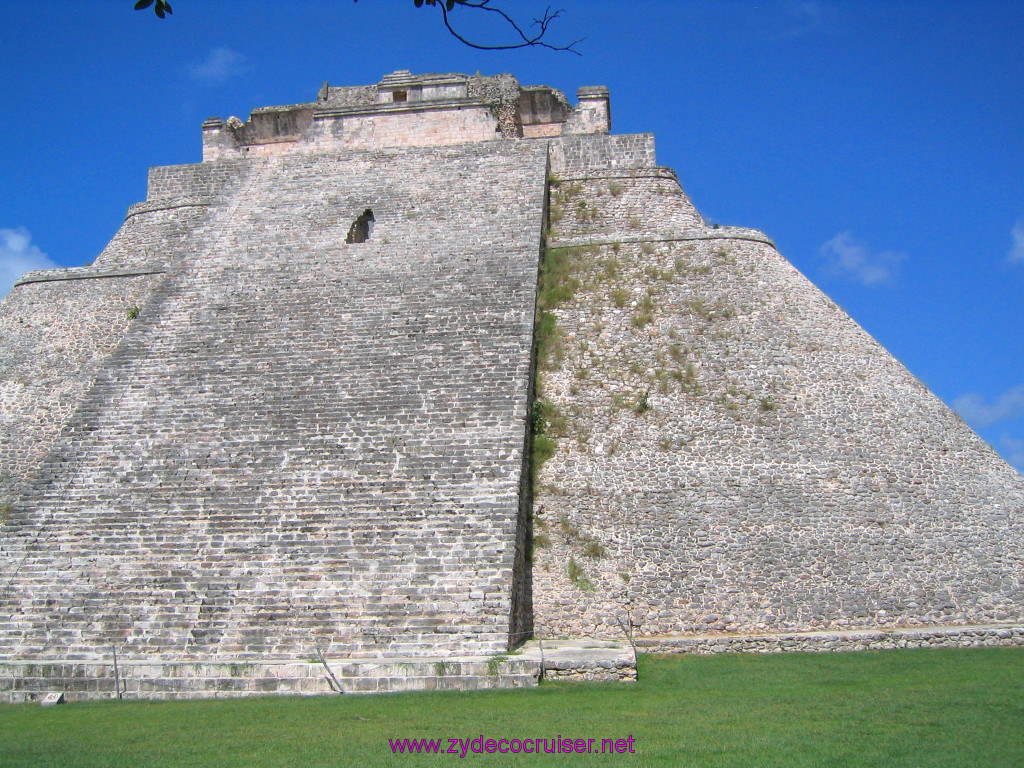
[1, 71, 1022, 700]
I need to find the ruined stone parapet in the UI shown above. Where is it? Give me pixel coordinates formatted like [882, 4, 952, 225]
[201, 71, 609, 160]
[563, 86, 611, 136]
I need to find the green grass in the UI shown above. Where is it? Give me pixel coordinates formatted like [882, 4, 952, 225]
[531, 433, 557, 474]
[534, 247, 584, 373]
[567, 557, 594, 591]
[2, 649, 1023, 766]
[538, 248, 581, 310]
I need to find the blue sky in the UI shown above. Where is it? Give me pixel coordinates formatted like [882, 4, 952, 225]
[1, 0, 1022, 474]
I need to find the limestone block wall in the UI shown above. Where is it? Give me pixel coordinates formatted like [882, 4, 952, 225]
[146, 161, 248, 200]
[88, 161, 249, 272]
[532, 139, 1024, 641]
[550, 168, 704, 241]
[0, 140, 548, 666]
[549, 134, 656, 176]
[0, 155, 249, 511]
[199, 73, 610, 162]
[4, 78, 1023, 701]
[0, 275, 160, 508]
[203, 104, 505, 160]
[523, 124, 564, 139]
[89, 206, 210, 271]
[306, 104, 500, 152]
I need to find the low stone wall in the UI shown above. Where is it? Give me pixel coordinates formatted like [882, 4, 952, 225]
[541, 660, 637, 683]
[0, 655, 541, 703]
[636, 624, 1024, 655]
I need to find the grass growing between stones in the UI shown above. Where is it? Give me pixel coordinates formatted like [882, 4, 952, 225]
[532, 244, 588, 479]
[2, 648, 1023, 767]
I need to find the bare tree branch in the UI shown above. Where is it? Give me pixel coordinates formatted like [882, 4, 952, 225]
[434, 1, 584, 55]
[134, 1, 583, 54]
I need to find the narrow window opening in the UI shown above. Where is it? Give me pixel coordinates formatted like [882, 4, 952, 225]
[346, 209, 375, 244]
[392, 90, 407, 103]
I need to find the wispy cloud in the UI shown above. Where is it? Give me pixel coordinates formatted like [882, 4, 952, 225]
[189, 47, 249, 85]
[998, 435, 1024, 474]
[1008, 220, 1024, 264]
[954, 384, 1024, 427]
[821, 232, 905, 286]
[777, 1, 838, 38]
[0, 227, 58, 297]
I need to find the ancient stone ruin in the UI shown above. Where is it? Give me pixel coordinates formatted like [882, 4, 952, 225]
[2, 71, 1022, 701]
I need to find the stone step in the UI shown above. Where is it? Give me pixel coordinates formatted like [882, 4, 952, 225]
[1, 141, 548, 663]
[0, 640, 638, 702]
[0, 654, 542, 702]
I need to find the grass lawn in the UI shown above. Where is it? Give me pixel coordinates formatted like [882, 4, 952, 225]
[2, 647, 1023, 767]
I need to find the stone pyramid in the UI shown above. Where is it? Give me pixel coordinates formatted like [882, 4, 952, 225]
[1, 71, 1021, 700]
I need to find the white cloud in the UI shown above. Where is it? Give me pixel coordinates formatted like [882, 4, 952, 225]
[189, 47, 249, 84]
[1008, 220, 1024, 264]
[821, 231, 905, 286]
[0, 228, 58, 298]
[954, 384, 1024, 427]
[998, 435, 1024, 474]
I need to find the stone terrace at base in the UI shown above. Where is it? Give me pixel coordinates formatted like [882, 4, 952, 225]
[2, 70, 1023, 702]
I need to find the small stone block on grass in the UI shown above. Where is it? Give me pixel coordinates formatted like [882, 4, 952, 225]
[39, 692, 64, 706]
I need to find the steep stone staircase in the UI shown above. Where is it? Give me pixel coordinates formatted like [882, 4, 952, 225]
[0, 142, 548, 687]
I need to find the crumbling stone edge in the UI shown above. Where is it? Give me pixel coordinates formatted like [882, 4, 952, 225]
[14, 267, 166, 287]
[552, 227, 776, 251]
